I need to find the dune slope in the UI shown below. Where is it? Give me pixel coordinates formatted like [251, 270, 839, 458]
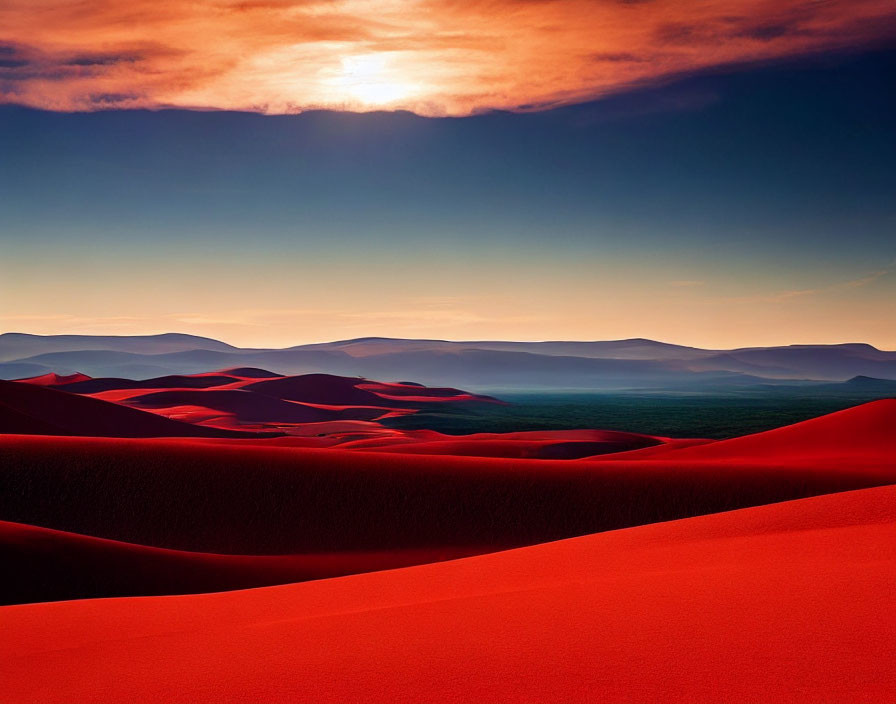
[1, 399, 893, 606]
[622, 397, 896, 461]
[2, 418, 894, 556]
[2, 484, 894, 703]
[19, 371, 500, 437]
[349, 428, 663, 459]
[0, 380, 271, 438]
[15, 372, 91, 386]
[0, 520, 481, 606]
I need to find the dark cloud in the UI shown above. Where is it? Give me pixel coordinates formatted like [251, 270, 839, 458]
[65, 53, 143, 67]
[591, 52, 647, 63]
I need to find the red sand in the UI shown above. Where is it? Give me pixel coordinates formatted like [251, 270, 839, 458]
[35, 371, 499, 437]
[125, 389, 361, 423]
[1, 401, 894, 598]
[244, 373, 433, 406]
[643, 397, 896, 460]
[62, 374, 244, 394]
[0, 520, 483, 605]
[0, 380, 268, 439]
[213, 367, 284, 378]
[357, 380, 475, 397]
[347, 428, 663, 459]
[2, 398, 895, 700]
[15, 372, 91, 386]
[3, 417, 893, 556]
[582, 400, 896, 463]
[2, 484, 893, 703]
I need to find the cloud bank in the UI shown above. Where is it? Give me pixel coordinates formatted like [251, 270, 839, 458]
[1, 0, 895, 115]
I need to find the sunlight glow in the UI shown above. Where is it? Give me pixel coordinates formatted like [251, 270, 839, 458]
[1, 0, 893, 115]
[329, 53, 416, 107]
[0, 0, 894, 116]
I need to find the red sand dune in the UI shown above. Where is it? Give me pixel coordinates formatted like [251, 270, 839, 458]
[0, 520, 482, 605]
[0, 380, 270, 439]
[245, 373, 419, 405]
[663, 397, 896, 459]
[266, 420, 416, 439]
[2, 401, 894, 558]
[58, 374, 244, 394]
[0, 403, 67, 436]
[214, 367, 284, 378]
[20, 371, 500, 438]
[245, 373, 499, 407]
[2, 396, 894, 699]
[3, 485, 893, 703]
[15, 371, 91, 386]
[5, 369, 670, 455]
[580, 437, 716, 460]
[357, 380, 480, 397]
[124, 389, 379, 423]
[345, 428, 663, 459]
[371, 391, 489, 403]
[597, 398, 896, 461]
[358, 380, 503, 404]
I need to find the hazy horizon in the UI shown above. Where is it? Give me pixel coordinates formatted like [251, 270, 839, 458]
[2, 329, 895, 353]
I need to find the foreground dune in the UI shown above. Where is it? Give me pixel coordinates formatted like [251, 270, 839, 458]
[2, 418, 893, 557]
[0, 520, 483, 605]
[3, 485, 894, 703]
[1, 399, 894, 605]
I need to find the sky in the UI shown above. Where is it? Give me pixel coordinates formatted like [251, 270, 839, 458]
[2, 0, 895, 115]
[1, 1, 895, 349]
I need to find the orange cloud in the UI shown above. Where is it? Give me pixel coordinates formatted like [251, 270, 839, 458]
[1, 0, 894, 115]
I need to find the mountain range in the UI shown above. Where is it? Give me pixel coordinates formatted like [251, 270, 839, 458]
[2, 333, 895, 390]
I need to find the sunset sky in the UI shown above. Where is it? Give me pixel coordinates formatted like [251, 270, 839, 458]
[1, 1, 895, 348]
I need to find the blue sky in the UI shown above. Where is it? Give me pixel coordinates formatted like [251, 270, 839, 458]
[1, 49, 894, 348]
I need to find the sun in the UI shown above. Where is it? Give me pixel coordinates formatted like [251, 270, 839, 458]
[331, 53, 415, 107]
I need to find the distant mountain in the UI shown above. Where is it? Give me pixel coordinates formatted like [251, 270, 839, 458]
[844, 375, 896, 389]
[1, 346, 764, 390]
[292, 337, 717, 360]
[1, 334, 894, 389]
[0, 332, 235, 362]
[0, 347, 354, 381]
[690, 344, 896, 380]
[801, 376, 896, 395]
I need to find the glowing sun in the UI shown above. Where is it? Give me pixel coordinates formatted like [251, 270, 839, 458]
[331, 53, 416, 107]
